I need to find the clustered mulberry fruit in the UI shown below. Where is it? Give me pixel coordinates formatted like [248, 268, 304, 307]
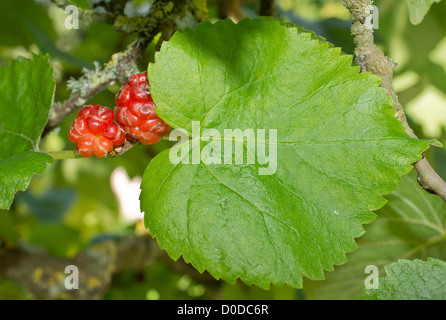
[115, 72, 171, 145]
[68, 104, 126, 157]
[69, 72, 171, 157]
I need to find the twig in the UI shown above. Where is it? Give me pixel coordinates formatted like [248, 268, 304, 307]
[259, 0, 275, 16]
[45, 150, 83, 160]
[344, 0, 446, 201]
[0, 236, 157, 299]
[45, 30, 151, 130]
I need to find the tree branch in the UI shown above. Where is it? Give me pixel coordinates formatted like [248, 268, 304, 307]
[344, 0, 446, 201]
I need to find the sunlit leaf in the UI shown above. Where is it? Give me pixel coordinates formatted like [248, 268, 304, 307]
[141, 18, 428, 288]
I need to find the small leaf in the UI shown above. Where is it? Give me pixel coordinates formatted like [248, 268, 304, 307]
[403, 0, 442, 25]
[429, 139, 443, 148]
[364, 258, 446, 300]
[141, 18, 429, 288]
[0, 53, 55, 209]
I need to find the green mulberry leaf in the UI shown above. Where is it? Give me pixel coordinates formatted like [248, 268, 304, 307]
[0, 54, 55, 209]
[403, 0, 442, 25]
[141, 18, 429, 288]
[0, 152, 52, 209]
[364, 258, 446, 300]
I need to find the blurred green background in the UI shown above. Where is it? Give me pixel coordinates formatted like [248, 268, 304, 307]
[0, 0, 445, 300]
